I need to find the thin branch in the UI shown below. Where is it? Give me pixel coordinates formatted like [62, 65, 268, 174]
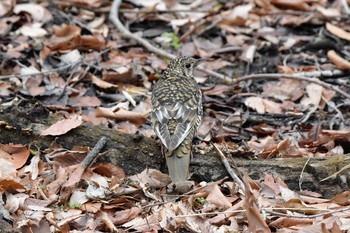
[299, 157, 311, 191]
[119, 9, 212, 13]
[265, 206, 350, 219]
[211, 143, 245, 191]
[109, 0, 229, 81]
[0, 62, 80, 80]
[82, 136, 108, 168]
[110, 0, 350, 100]
[234, 73, 350, 99]
[174, 209, 246, 218]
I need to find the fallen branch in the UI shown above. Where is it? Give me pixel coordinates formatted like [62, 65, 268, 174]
[234, 73, 350, 99]
[109, 0, 229, 81]
[110, 0, 350, 100]
[212, 143, 245, 191]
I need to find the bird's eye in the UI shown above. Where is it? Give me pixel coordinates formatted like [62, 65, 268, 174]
[185, 63, 191, 69]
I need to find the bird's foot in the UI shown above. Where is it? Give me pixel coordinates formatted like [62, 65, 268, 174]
[167, 180, 194, 193]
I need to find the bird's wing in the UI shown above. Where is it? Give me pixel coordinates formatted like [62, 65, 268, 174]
[151, 97, 199, 151]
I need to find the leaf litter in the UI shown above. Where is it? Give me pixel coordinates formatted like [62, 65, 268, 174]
[1, 0, 350, 232]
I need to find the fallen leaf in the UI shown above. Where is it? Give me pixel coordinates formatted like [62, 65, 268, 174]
[90, 74, 118, 89]
[326, 23, 350, 41]
[300, 83, 323, 107]
[327, 50, 350, 70]
[0, 144, 30, 169]
[41, 119, 83, 136]
[270, 0, 311, 11]
[331, 191, 350, 206]
[206, 184, 232, 210]
[111, 207, 141, 225]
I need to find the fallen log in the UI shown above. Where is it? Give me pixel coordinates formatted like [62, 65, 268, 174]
[0, 99, 348, 198]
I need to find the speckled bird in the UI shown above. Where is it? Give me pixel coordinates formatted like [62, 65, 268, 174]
[151, 56, 203, 186]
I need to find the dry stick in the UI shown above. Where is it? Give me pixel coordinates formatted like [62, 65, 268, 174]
[110, 0, 350, 100]
[82, 136, 108, 168]
[109, 0, 229, 81]
[299, 157, 311, 191]
[211, 143, 245, 191]
[265, 205, 350, 219]
[0, 61, 81, 80]
[234, 73, 350, 99]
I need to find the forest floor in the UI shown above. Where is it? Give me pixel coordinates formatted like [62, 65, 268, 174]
[1, 0, 350, 232]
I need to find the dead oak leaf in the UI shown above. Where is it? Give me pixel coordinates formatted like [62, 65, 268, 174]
[41, 119, 83, 136]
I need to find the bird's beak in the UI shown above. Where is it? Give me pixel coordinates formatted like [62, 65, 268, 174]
[194, 57, 208, 67]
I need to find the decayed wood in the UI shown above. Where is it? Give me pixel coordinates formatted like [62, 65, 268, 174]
[0, 99, 348, 198]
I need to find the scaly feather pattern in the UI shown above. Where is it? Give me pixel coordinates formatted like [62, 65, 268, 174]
[151, 56, 203, 184]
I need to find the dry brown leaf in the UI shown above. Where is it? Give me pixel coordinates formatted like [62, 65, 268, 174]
[50, 34, 106, 51]
[0, 179, 26, 193]
[206, 184, 232, 210]
[326, 23, 350, 41]
[300, 83, 323, 107]
[63, 164, 85, 188]
[202, 85, 232, 98]
[70, 96, 101, 107]
[330, 191, 350, 206]
[129, 169, 171, 188]
[243, 174, 270, 233]
[263, 79, 304, 101]
[41, 119, 83, 136]
[283, 199, 319, 215]
[0, 144, 30, 169]
[244, 97, 282, 114]
[92, 163, 125, 180]
[102, 69, 134, 84]
[327, 50, 350, 70]
[52, 24, 81, 43]
[90, 74, 118, 89]
[82, 110, 109, 126]
[111, 207, 141, 225]
[270, 0, 311, 11]
[262, 173, 280, 194]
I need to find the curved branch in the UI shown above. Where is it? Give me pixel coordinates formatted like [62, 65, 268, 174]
[109, 0, 229, 81]
[109, 0, 350, 100]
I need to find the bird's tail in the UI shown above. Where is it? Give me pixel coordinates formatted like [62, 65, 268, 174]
[164, 139, 191, 183]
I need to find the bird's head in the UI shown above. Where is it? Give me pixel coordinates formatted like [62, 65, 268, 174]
[167, 56, 203, 77]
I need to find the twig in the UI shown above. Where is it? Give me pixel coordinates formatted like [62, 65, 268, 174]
[119, 9, 212, 13]
[234, 73, 350, 99]
[294, 69, 343, 78]
[110, 0, 350, 100]
[265, 206, 350, 219]
[299, 157, 311, 191]
[109, 0, 230, 81]
[0, 62, 80, 80]
[300, 106, 318, 123]
[174, 209, 246, 218]
[211, 143, 245, 191]
[82, 136, 108, 168]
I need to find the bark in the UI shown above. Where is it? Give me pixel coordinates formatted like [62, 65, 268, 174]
[0, 99, 348, 198]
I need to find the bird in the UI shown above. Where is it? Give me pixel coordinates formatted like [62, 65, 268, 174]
[151, 56, 203, 192]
